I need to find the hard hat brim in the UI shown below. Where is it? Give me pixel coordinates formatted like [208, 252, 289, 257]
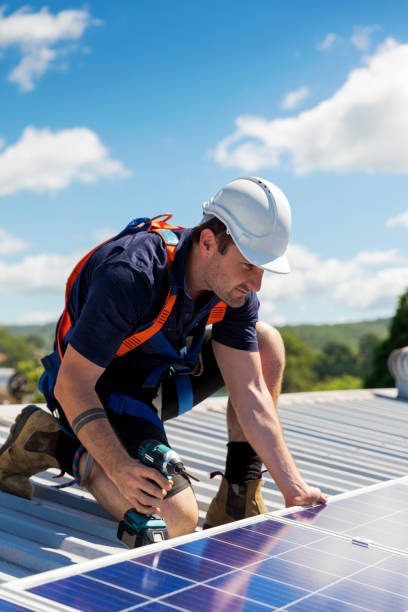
[261, 253, 291, 274]
[230, 236, 291, 274]
[239, 245, 291, 274]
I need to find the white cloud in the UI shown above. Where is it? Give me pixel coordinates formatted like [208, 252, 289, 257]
[0, 227, 28, 255]
[8, 45, 56, 91]
[0, 126, 131, 197]
[17, 310, 60, 324]
[316, 33, 340, 51]
[213, 38, 408, 175]
[0, 252, 78, 294]
[334, 267, 408, 309]
[0, 6, 99, 91]
[354, 248, 404, 265]
[93, 227, 116, 243]
[350, 25, 381, 51]
[387, 210, 408, 229]
[0, 238, 406, 324]
[259, 243, 408, 320]
[281, 86, 310, 110]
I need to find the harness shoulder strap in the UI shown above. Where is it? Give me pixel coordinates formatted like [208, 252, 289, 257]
[116, 289, 177, 356]
[207, 301, 227, 325]
[147, 214, 182, 271]
[57, 237, 114, 359]
[56, 215, 182, 359]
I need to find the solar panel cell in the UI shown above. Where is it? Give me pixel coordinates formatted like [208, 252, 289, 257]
[177, 536, 268, 567]
[323, 579, 408, 611]
[0, 600, 33, 612]
[351, 566, 408, 596]
[206, 570, 309, 607]
[86, 560, 192, 597]
[245, 557, 339, 591]
[285, 507, 354, 532]
[378, 554, 408, 574]
[136, 602, 184, 611]
[160, 583, 273, 610]
[211, 525, 298, 556]
[31, 573, 146, 610]
[133, 547, 231, 581]
[286, 593, 366, 610]
[243, 519, 325, 545]
[391, 509, 408, 525]
[278, 544, 368, 577]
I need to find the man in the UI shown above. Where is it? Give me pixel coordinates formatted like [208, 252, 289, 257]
[0, 176, 326, 543]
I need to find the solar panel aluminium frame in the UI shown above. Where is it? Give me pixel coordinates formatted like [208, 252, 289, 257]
[1, 475, 408, 611]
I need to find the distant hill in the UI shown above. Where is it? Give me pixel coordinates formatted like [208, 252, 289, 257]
[7, 322, 56, 352]
[4, 317, 391, 355]
[279, 318, 390, 352]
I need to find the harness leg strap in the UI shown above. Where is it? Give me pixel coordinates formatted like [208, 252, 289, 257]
[79, 452, 95, 490]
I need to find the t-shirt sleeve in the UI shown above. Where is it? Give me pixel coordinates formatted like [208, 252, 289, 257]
[69, 263, 151, 367]
[211, 292, 259, 351]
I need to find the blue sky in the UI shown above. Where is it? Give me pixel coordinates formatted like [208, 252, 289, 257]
[1, 1, 408, 326]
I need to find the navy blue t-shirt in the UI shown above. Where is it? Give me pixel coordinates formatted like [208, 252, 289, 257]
[66, 228, 259, 399]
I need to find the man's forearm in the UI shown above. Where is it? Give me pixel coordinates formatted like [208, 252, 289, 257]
[54, 381, 129, 480]
[232, 386, 308, 499]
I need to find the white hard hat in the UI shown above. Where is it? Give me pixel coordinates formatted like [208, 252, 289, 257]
[202, 176, 292, 274]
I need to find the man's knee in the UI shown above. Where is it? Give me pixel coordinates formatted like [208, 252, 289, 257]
[256, 321, 285, 373]
[161, 486, 198, 538]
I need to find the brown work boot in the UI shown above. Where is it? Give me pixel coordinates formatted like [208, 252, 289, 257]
[203, 476, 268, 529]
[0, 405, 61, 500]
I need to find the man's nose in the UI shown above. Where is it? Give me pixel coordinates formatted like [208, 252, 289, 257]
[250, 268, 264, 292]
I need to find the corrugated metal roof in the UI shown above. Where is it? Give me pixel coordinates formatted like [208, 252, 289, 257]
[0, 388, 407, 586]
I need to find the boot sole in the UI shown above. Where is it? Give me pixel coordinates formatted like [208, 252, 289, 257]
[0, 405, 40, 460]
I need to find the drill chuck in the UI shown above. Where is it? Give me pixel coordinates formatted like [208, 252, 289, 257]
[138, 440, 184, 479]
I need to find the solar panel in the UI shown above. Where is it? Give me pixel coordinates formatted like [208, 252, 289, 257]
[282, 479, 408, 552]
[0, 477, 407, 611]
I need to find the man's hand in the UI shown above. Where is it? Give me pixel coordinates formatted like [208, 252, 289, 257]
[284, 482, 327, 508]
[113, 457, 173, 515]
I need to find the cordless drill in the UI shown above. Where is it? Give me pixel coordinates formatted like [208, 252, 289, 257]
[117, 440, 197, 548]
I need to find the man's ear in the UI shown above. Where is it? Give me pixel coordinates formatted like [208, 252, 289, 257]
[199, 228, 217, 258]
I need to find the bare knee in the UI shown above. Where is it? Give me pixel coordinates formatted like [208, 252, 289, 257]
[256, 321, 285, 404]
[256, 321, 285, 372]
[161, 487, 198, 538]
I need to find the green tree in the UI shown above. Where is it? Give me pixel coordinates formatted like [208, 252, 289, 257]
[17, 360, 44, 403]
[316, 341, 357, 379]
[313, 374, 363, 391]
[356, 333, 380, 379]
[365, 288, 408, 388]
[280, 330, 318, 392]
[0, 327, 38, 368]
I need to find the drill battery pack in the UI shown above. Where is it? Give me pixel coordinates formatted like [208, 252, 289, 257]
[117, 509, 169, 548]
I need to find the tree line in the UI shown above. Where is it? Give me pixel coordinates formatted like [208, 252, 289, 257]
[280, 287, 408, 392]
